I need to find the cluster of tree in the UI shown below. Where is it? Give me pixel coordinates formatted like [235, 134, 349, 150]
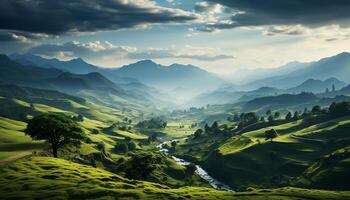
[91, 129, 100, 134]
[237, 112, 259, 129]
[115, 137, 137, 153]
[204, 121, 220, 134]
[123, 117, 132, 124]
[147, 133, 158, 143]
[97, 142, 107, 155]
[264, 110, 281, 124]
[284, 111, 302, 121]
[284, 102, 350, 122]
[196, 121, 233, 138]
[114, 141, 137, 153]
[106, 122, 132, 132]
[72, 114, 84, 122]
[329, 101, 350, 117]
[118, 152, 163, 180]
[137, 118, 167, 129]
[193, 129, 204, 139]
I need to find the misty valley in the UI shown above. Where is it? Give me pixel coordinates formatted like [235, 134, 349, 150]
[1, 52, 350, 200]
[1, 1, 350, 199]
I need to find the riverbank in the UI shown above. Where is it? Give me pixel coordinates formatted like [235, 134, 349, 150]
[157, 140, 234, 192]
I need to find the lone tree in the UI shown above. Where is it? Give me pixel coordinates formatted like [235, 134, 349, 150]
[194, 129, 203, 139]
[171, 140, 177, 148]
[293, 111, 300, 120]
[25, 114, 85, 158]
[285, 112, 292, 120]
[312, 105, 322, 114]
[265, 129, 278, 142]
[274, 112, 281, 119]
[268, 115, 274, 124]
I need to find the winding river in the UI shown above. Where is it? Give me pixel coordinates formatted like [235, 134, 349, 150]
[156, 140, 234, 192]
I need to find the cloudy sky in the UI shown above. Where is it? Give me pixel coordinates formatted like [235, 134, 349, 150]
[1, 0, 350, 74]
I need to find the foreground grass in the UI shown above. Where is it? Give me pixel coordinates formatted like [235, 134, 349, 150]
[1, 156, 349, 200]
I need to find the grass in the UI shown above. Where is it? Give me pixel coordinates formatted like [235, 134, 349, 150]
[153, 120, 198, 139]
[175, 115, 350, 190]
[0, 117, 44, 161]
[1, 156, 349, 200]
[296, 146, 350, 190]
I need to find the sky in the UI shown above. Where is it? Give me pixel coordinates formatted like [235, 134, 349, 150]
[1, 0, 350, 74]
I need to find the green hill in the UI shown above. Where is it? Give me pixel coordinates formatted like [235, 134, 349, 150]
[175, 114, 350, 190]
[0, 117, 43, 161]
[1, 156, 349, 200]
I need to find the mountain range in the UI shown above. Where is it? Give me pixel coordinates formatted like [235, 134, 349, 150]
[10, 54, 226, 103]
[0, 55, 168, 110]
[189, 52, 350, 106]
[109, 60, 226, 102]
[6, 52, 350, 107]
[244, 52, 350, 89]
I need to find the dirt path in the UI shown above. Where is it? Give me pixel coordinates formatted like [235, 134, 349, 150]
[289, 134, 325, 143]
[0, 152, 33, 166]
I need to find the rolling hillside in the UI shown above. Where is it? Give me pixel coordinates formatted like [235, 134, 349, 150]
[2, 156, 348, 200]
[174, 110, 350, 191]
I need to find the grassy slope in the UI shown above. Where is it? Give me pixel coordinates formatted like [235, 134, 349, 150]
[0, 117, 43, 160]
[176, 116, 350, 190]
[0, 96, 208, 188]
[1, 156, 349, 200]
[296, 147, 350, 190]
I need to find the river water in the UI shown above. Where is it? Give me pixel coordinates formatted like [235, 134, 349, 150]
[156, 140, 234, 192]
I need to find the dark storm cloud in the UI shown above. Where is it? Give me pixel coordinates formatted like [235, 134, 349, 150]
[204, 0, 350, 30]
[0, 0, 197, 35]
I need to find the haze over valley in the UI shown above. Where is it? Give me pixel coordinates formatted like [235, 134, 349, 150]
[1, 1, 350, 200]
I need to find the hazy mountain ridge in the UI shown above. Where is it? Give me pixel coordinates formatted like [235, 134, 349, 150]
[245, 52, 350, 89]
[286, 78, 347, 94]
[10, 54, 225, 103]
[110, 60, 227, 102]
[0, 83, 86, 104]
[0, 55, 168, 109]
[9, 53, 137, 84]
[189, 52, 350, 106]
[226, 61, 312, 85]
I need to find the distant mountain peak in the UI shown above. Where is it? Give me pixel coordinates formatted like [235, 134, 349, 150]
[135, 59, 157, 65]
[69, 57, 86, 64]
[0, 54, 19, 65]
[325, 77, 341, 82]
[336, 52, 350, 57]
[0, 54, 9, 60]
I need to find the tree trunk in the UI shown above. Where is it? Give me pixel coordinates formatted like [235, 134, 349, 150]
[52, 146, 58, 158]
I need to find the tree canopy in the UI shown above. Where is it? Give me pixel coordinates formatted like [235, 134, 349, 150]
[25, 113, 85, 158]
[265, 129, 278, 142]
